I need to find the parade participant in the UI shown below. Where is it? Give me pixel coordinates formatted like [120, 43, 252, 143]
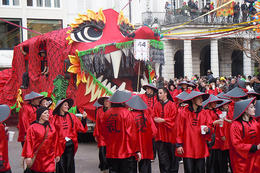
[38, 49, 49, 76]
[126, 95, 157, 173]
[178, 81, 192, 94]
[53, 98, 88, 173]
[202, 95, 224, 173]
[139, 83, 158, 160]
[224, 86, 248, 119]
[101, 90, 141, 173]
[229, 98, 260, 173]
[93, 96, 111, 173]
[237, 79, 248, 93]
[139, 83, 158, 110]
[216, 98, 232, 173]
[168, 80, 178, 99]
[22, 106, 61, 173]
[176, 91, 211, 173]
[39, 96, 54, 121]
[18, 91, 44, 147]
[252, 100, 260, 172]
[247, 89, 260, 100]
[0, 105, 11, 173]
[153, 87, 179, 173]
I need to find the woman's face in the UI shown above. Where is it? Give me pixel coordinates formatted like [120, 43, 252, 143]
[40, 110, 49, 122]
[41, 99, 51, 107]
[245, 103, 255, 117]
[60, 102, 69, 113]
[208, 102, 217, 109]
[192, 96, 203, 106]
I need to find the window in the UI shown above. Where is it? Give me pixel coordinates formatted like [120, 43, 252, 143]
[27, 19, 62, 39]
[2, 0, 9, 5]
[37, 0, 43, 7]
[54, 0, 60, 8]
[13, 0, 19, 5]
[0, 18, 22, 49]
[45, 0, 50, 7]
[27, 0, 32, 6]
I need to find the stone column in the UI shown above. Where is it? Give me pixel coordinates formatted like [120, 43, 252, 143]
[162, 40, 175, 80]
[210, 39, 219, 77]
[243, 39, 252, 77]
[184, 40, 193, 79]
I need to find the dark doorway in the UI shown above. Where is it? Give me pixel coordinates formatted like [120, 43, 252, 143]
[231, 50, 243, 76]
[200, 45, 211, 76]
[174, 50, 184, 78]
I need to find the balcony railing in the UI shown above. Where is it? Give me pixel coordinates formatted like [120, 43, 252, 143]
[142, 10, 252, 26]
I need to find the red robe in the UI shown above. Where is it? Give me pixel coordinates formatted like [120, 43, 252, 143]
[100, 107, 139, 159]
[229, 119, 260, 173]
[131, 110, 157, 159]
[205, 89, 214, 95]
[22, 123, 61, 172]
[93, 107, 106, 147]
[218, 109, 233, 150]
[205, 109, 224, 149]
[139, 93, 158, 110]
[53, 113, 88, 155]
[0, 123, 11, 172]
[176, 106, 211, 158]
[18, 104, 37, 142]
[153, 100, 178, 144]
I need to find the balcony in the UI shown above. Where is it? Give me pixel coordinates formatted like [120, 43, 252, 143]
[142, 10, 252, 26]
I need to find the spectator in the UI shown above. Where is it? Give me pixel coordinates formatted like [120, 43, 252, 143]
[233, 2, 240, 23]
[241, 1, 248, 22]
[181, 2, 190, 16]
[210, 2, 215, 23]
[202, 3, 210, 23]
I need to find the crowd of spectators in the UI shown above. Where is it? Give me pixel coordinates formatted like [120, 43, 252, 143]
[164, 0, 258, 24]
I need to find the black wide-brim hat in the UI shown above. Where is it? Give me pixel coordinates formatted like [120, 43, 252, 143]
[93, 100, 102, 108]
[175, 91, 189, 101]
[39, 97, 53, 107]
[24, 91, 44, 101]
[233, 97, 255, 121]
[0, 104, 11, 123]
[142, 83, 158, 92]
[224, 87, 247, 99]
[183, 91, 209, 103]
[108, 90, 132, 103]
[126, 95, 148, 110]
[217, 92, 230, 100]
[255, 100, 260, 118]
[216, 99, 232, 109]
[97, 96, 110, 105]
[202, 94, 224, 108]
[237, 79, 246, 89]
[53, 98, 74, 115]
[247, 89, 260, 96]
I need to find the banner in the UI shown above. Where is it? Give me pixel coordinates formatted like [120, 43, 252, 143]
[134, 39, 150, 61]
[216, 0, 234, 17]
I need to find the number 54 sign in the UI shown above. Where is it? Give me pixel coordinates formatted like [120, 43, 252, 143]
[134, 39, 150, 61]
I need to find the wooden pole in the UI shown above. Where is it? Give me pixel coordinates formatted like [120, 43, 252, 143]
[137, 61, 141, 92]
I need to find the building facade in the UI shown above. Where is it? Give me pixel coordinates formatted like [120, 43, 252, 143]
[0, 0, 259, 78]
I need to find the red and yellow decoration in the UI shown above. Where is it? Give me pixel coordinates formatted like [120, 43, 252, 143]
[217, 0, 234, 17]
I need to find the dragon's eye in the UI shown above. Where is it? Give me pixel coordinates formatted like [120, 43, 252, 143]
[71, 26, 103, 42]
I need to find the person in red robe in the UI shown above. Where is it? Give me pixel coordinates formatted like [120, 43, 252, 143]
[18, 91, 44, 147]
[251, 100, 260, 172]
[176, 91, 211, 173]
[39, 97, 54, 122]
[52, 98, 88, 173]
[139, 83, 158, 160]
[202, 95, 224, 173]
[93, 96, 111, 173]
[216, 98, 232, 173]
[153, 87, 179, 173]
[229, 98, 260, 173]
[22, 106, 61, 173]
[126, 95, 157, 173]
[0, 105, 11, 173]
[100, 90, 141, 173]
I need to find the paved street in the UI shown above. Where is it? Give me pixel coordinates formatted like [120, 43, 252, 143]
[8, 127, 184, 173]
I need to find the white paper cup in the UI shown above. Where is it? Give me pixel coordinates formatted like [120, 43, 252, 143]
[8, 131, 15, 142]
[201, 125, 207, 135]
[219, 111, 227, 119]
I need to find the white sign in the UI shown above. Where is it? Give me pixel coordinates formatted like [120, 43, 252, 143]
[134, 39, 150, 61]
